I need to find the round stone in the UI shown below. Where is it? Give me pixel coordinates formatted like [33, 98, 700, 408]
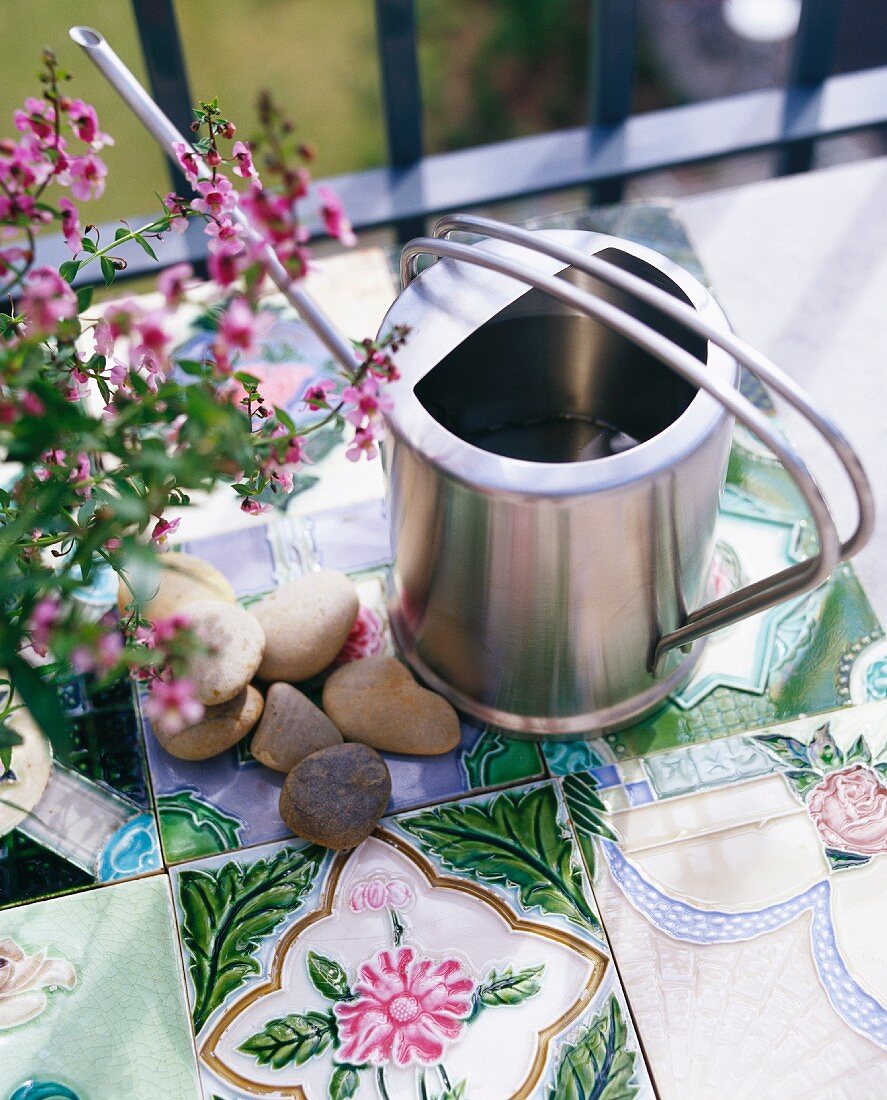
[251, 682, 343, 772]
[322, 656, 461, 756]
[279, 742, 391, 850]
[152, 685, 264, 760]
[250, 571, 359, 683]
[119, 551, 236, 619]
[185, 599, 266, 706]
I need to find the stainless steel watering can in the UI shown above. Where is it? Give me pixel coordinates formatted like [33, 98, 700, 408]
[73, 29, 874, 739]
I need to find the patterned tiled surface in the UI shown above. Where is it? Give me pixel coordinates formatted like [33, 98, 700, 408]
[3, 211, 887, 1096]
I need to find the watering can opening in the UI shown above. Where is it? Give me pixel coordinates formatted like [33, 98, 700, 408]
[413, 247, 708, 465]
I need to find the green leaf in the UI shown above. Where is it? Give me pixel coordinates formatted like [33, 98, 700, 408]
[753, 733, 812, 771]
[549, 995, 640, 1100]
[76, 285, 94, 313]
[783, 768, 823, 797]
[844, 735, 872, 766]
[114, 227, 129, 242]
[477, 963, 544, 1008]
[5, 654, 71, 759]
[134, 233, 158, 260]
[0, 723, 24, 751]
[80, 235, 97, 253]
[179, 843, 326, 1033]
[329, 1065, 360, 1099]
[432, 1082, 467, 1100]
[100, 255, 116, 287]
[239, 1011, 335, 1069]
[400, 784, 599, 931]
[825, 847, 872, 871]
[307, 950, 352, 1001]
[59, 259, 81, 283]
[808, 722, 844, 772]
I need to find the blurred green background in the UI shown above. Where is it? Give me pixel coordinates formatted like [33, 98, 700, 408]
[3, 0, 588, 224]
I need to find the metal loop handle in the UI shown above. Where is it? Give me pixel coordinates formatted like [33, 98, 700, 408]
[428, 213, 875, 563]
[400, 234, 845, 668]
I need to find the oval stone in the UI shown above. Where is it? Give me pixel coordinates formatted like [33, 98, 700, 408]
[322, 656, 461, 756]
[153, 685, 264, 760]
[185, 599, 266, 706]
[119, 551, 236, 619]
[250, 571, 359, 683]
[251, 682, 343, 772]
[279, 743, 391, 850]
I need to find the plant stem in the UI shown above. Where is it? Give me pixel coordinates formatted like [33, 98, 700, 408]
[419, 1067, 430, 1100]
[389, 906, 405, 948]
[438, 1064, 452, 1091]
[376, 1067, 392, 1100]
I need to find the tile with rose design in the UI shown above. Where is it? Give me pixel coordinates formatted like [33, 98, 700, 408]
[0, 873, 200, 1099]
[169, 779, 653, 1099]
[563, 699, 887, 1098]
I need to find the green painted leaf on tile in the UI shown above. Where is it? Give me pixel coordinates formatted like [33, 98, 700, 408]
[753, 733, 812, 770]
[307, 950, 353, 1001]
[462, 728, 544, 789]
[845, 735, 872, 766]
[562, 773, 619, 879]
[157, 789, 244, 862]
[329, 1065, 360, 1099]
[825, 846, 872, 871]
[179, 843, 325, 1033]
[477, 963, 544, 1008]
[239, 1010, 335, 1069]
[549, 995, 639, 1100]
[399, 784, 599, 931]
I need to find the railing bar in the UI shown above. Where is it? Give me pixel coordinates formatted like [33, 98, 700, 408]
[777, 0, 844, 175]
[374, 0, 425, 243]
[588, 0, 638, 204]
[131, 0, 194, 193]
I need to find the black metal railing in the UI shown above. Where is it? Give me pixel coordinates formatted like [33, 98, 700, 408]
[40, 0, 887, 282]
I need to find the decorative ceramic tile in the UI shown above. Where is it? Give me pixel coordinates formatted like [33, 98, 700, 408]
[562, 702, 887, 1098]
[544, 495, 882, 775]
[1, 677, 162, 910]
[171, 781, 653, 1098]
[0, 874, 200, 1099]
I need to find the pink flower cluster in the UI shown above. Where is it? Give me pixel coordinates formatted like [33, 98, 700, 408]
[349, 875, 413, 913]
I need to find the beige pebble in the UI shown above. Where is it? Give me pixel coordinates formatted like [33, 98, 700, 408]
[153, 685, 264, 760]
[279, 743, 391, 850]
[185, 598, 265, 705]
[119, 551, 236, 619]
[322, 656, 461, 756]
[250, 571, 359, 683]
[251, 682, 343, 772]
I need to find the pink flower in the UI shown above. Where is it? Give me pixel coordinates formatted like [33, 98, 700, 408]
[335, 605, 385, 665]
[303, 379, 336, 410]
[71, 632, 122, 675]
[806, 765, 887, 856]
[157, 262, 193, 307]
[316, 185, 356, 247]
[207, 248, 245, 288]
[19, 266, 77, 336]
[217, 297, 257, 353]
[346, 424, 380, 462]
[172, 141, 200, 186]
[58, 197, 81, 254]
[334, 947, 473, 1067]
[192, 176, 235, 219]
[66, 98, 112, 149]
[145, 677, 204, 735]
[240, 497, 270, 516]
[349, 876, 413, 912]
[205, 214, 242, 255]
[231, 140, 260, 184]
[69, 452, 92, 498]
[342, 376, 393, 428]
[149, 613, 192, 647]
[14, 97, 55, 141]
[150, 516, 180, 547]
[164, 192, 190, 234]
[68, 154, 108, 201]
[28, 595, 61, 655]
[20, 392, 44, 417]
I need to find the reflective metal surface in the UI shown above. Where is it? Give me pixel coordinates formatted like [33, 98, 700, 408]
[381, 227, 867, 736]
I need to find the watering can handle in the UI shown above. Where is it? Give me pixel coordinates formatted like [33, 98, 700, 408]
[400, 231, 871, 671]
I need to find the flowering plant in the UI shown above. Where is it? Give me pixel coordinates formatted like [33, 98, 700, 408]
[0, 51, 405, 750]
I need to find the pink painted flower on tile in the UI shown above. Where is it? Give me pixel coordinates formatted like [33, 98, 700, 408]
[806, 765, 887, 856]
[333, 946, 473, 1067]
[0, 937, 77, 1029]
[349, 875, 413, 912]
[335, 605, 385, 665]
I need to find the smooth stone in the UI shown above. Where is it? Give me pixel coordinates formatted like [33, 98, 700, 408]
[250, 571, 359, 683]
[185, 598, 266, 706]
[322, 656, 461, 756]
[251, 682, 343, 772]
[279, 743, 391, 850]
[119, 551, 236, 619]
[153, 685, 264, 760]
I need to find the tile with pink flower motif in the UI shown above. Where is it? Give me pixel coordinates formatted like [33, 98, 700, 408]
[561, 700, 887, 1099]
[169, 780, 653, 1098]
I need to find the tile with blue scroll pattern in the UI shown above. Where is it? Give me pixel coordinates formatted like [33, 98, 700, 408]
[170, 779, 653, 1098]
[562, 701, 887, 1098]
[0, 874, 200, 1099]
